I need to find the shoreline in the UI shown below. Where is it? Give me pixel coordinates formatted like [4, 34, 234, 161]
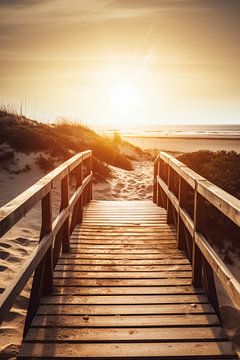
[123, 135, 240, 140]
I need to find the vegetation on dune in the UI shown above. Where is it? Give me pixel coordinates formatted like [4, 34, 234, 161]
[178, 150, 240, 199]
[178, 150, 240, 263]
[0, 110, 149, 181]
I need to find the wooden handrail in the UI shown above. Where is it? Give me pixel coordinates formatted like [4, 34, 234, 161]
[153, 151, 240, 312]
[0, 150, 93, 329]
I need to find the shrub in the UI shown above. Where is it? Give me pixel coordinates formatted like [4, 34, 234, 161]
[36, 156, 55, 173]
[178, 150, 240, 261]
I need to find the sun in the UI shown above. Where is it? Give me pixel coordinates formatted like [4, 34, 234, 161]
[103, 64, 148, 127]
[110, 81, 140, 113]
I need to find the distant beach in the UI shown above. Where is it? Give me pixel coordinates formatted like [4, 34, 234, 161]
[106, 124, 240, 153]
[122, 136, 240, 153]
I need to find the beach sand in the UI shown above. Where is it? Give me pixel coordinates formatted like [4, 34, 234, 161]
[0, 156, 240, 358]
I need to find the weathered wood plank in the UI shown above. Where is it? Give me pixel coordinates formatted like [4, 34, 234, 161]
[71, 243, 176, 248]
[54, 264, 191, 272]
[60, 253, 186, 260]
[40, 294, 208, 305]
[37, 303, 213, 315]
[24, 326, 228, 342]
[66, 248, 178, 254]
[53, 270, 192, 279]
[57, 258, 190, 265]
[53, 278, 192, 286]
[18, 341, 236, 358]
[52, 285, 204, 296]
[30, 313, 220, 327]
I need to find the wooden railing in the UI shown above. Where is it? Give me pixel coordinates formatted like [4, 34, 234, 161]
[153, 151, 240, 315]
[0, 150, 93, 333]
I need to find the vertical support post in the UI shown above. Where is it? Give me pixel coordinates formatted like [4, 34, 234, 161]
[89, 154, 93, 202]
[167, 164, 174, 224]
[192, 185, 203, 287]
[24, 191, 53, 336]
[157, 160, 163, 207]
[153, 158, 158, 204]
[77, 162, 83, 223]
[202, 257, 221, 318]
[40, 192, 53, 294]
[177, 177, 184, 250]
[61, 173, 70, 253]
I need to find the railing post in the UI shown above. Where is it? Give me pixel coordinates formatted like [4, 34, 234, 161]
[24, 191, 53, 336]
[167, 164, 174, 224]
[157, 160, 163, 207]
[192, 185, 203, 287]
[77, 162, 83, 223]
[61, 173, 70, 253]
[202, 257, 221, 318]
[153, 158, 158, 204]
[40, 192, 53, 294]
[177, 177, 185, 250]
[89, 154, 93, 202]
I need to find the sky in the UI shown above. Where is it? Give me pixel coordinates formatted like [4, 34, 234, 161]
[0, 0, 240, 128]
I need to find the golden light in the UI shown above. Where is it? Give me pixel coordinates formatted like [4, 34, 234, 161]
[104, 64, 148, 127]
[109, 81, 140, 114]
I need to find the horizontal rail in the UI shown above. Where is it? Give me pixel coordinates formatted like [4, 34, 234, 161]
[0, 150, 93, 327]
[153, 151, 240, 311]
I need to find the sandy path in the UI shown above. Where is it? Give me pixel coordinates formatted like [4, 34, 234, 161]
[94, 161, 153, 200]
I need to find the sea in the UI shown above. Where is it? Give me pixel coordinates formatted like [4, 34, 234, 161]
[102, 124, 240, 153]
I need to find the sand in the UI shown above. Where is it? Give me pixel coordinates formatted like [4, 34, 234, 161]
[94, 160, 153, 200]
[0, 154, 240, 358]
[123, 136, 240, 153]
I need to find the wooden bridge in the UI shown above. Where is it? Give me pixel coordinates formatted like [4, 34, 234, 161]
[0, 150, 240, 359]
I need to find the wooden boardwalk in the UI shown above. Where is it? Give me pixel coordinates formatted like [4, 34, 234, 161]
[18, 200, 236, 359]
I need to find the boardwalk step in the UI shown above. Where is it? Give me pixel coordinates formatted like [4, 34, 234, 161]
[18, 201, 237, 359]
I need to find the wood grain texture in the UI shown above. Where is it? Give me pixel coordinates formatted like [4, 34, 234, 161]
[18, 200, 236, 359]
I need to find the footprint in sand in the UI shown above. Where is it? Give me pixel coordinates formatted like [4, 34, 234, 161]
[0, 250, 9, 259]
[0, 265, 7, 271]
[0, 243, 11, 249]
[16, 248, 28, 256]
[7, 255, 22, 264]
[14, 237, 32, 246]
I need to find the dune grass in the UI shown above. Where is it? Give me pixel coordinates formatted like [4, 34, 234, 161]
[0, 110, 149, 181]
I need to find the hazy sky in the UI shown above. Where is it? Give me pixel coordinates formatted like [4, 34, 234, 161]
[0, 0, 240, 127]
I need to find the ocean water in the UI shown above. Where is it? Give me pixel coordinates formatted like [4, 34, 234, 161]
[114, 124, 240, 152]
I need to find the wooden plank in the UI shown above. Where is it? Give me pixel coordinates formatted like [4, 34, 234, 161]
[60, 253, 186, 260]
[71, 234, 177, 238]
[54, 264, 191, 272]
[18, 341, 236, 358]
[30, 313, 220, 328]
[37, 303, 214, 315]
[78, 225, 176, 229]
[24, 326, 228, 342]
[40, 294, 208, 305]
[53, 271, 192, 279]
[71, 240, 176, 245]
[57, 258, 190, 265]
[67, 248, 178, 254]
[52, 286, 204, 296]
[74, 232, 176, 236]
[54, 278, 192, 286]
[70, 244, 177, 249]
